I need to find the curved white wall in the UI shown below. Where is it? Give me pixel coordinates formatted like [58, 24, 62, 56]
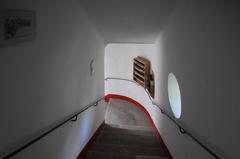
[106, 1, 240, 159]
[105, 44, 156, 115]
[104, 43, 218, 158]
[105, 44, 157, 117]
[105, 7, 240, 156]
[154, 1, 240, 159]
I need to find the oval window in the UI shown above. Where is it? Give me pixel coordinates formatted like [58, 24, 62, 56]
[168, 73, 182, 118]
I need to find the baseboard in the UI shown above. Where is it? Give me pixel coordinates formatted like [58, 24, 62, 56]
[105, 94, 173, 159]
[76, 121, 105, 159]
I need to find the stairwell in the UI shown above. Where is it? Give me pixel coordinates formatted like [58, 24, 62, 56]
[82, 99, 170, 159]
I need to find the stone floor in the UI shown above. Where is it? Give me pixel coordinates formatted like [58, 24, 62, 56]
[105, 99, 150, 129]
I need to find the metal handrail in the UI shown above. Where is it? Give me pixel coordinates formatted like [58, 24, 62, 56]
[105, 77, 221, 159]
[2, 97, 104, 159]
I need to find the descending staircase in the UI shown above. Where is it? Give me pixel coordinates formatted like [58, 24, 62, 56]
[84, 124, 169, 159]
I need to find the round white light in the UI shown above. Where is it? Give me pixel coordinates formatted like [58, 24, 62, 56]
[168, 73, 182, 119]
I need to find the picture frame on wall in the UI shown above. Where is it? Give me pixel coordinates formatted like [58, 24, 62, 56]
[0, 9, 36, 46]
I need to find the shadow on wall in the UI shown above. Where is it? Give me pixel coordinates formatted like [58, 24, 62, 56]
[80, 0, 180, 43]
[0, 0, 106, 158]
[154, 1, 240, 158]
[6, 101, 106, 159]
[62, 107, 100, 159]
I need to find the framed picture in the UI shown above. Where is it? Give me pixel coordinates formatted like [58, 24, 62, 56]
[0, 10, 36, 46]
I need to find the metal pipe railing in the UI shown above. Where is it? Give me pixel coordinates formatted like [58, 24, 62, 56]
[2, 97, 104, 159]
[105, 77, 221, 159]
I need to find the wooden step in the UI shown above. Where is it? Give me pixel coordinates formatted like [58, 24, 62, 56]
[96, 135, 161, 148]
[98, 131, 158, 141]
[85, 151, 168, 159]
[102, 125, 154, 136]
[91, 143, 165, 156]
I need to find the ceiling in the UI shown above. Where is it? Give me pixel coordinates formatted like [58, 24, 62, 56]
[80, 0, 178, 44]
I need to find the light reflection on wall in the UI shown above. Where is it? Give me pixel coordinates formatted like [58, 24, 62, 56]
[168, 73, 182, 119]
[61, 109, 94, 159]
[79, 110, 93, 143]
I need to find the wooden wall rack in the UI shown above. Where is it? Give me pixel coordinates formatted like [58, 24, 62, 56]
[133, 56, 154, 98]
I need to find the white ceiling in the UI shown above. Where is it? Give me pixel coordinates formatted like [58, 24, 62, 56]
[80, 0, 178, 44]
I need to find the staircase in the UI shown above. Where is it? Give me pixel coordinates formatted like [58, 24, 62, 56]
[84, 124, 169, 159]
[82, 99, 170, 159]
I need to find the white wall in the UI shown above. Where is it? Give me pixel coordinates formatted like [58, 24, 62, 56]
[105, 1, 240, 158]
[105, 44, 156, 80]
[0, 0, 106, 158]
[154, 1, 240, 159]
[104, 43, 158, 118]
[105, 43, 159, 106]
[79, 0, 178, 43]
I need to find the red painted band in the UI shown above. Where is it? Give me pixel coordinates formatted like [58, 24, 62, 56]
[105, 94, 173, 159]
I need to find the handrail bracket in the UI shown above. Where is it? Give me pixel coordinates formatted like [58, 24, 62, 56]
[71, 115, 78, 122]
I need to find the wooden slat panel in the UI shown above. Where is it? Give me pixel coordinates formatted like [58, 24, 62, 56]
[134, 71, 144, 79]
[133, 56, 151, 89]
[134, 56, 149, 65]
[134, 77, 144, 86]
[134, 61, 144, 68]
[134, 73, 144, 81]
[134, 66, 145, 74]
